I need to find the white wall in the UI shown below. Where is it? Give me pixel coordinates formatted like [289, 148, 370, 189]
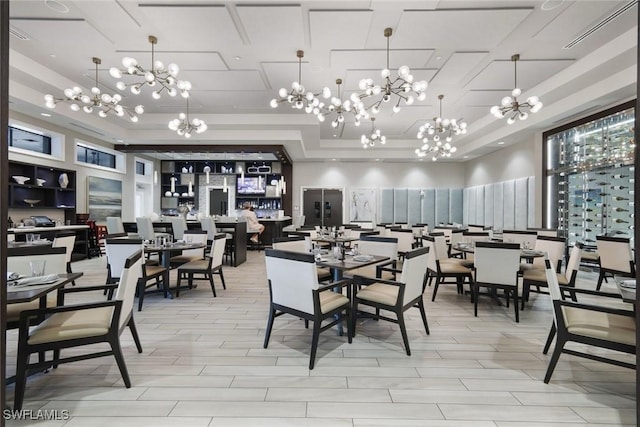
[9, 111, 159, 223]
[464, 136, 543, 225]
[292, 161, 465, 222]
[464, 137, 536, 187]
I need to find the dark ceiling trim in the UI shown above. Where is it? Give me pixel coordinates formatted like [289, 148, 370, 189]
[113, 144, 293, 164]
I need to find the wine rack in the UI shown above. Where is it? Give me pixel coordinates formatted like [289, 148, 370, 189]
[545, 102, 635, 247]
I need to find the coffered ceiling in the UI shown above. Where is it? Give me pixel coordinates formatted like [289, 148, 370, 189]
[7, 0, 638, 162]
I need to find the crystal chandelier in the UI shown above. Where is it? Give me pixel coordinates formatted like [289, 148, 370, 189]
[109, 35, 191, 99]
[44, 57, 144, 122]
[490, 54, 543, 124]
[361, 117, 386, 148]
[415, 141, 457, 161]
[320, 79, 361, 129]
[350, 28, 428, 117]
[168, 98, 207, 138]
[417, 95, 467, 144]
[270, 50, 330, 117]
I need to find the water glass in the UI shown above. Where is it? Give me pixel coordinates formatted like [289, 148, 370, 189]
[30, 260, 46, 277]
[352, 243, 359, 256]
[26, 233, 35, 245]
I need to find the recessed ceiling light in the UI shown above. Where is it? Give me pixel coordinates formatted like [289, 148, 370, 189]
[463, 155, 469, 159]
[40, 112, 51, 117]
[331, 158, 336, 161]
[435, 56, 442, 61]
[497, 141, 505, 145]
[375, 158, 380, 162]
[44, 0, 69, 13]
[541, 0, 564, 11]
[116, 139, 123, 143]
[333, 134, 337, 137]
[49, 54, 56, 58]
[234, 56, 241, 61]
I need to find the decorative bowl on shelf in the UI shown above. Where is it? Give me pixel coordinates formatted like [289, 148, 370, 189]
[181, 192, 189, 197]
[23, 199, 41, 207]
[36, 178, 46, 186]
[12, 176, 30, 185]
[173, 192, 179, 197]
[164, 191, 172, 197]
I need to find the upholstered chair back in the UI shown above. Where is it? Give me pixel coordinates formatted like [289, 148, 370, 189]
[265, 249, 319, 315]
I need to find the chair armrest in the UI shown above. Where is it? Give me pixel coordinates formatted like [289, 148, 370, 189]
[558, 285, 623, 300]
[557, 299, 635, 317]
[353, 275, 404, 288]
[61, 284, 118, 294]
[378, 265, 402, 274]
[317, 279, 352, 292]
[19, 300, 120, 324]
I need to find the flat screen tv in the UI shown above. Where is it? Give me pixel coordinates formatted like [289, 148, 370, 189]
[237, 176, 266, 195]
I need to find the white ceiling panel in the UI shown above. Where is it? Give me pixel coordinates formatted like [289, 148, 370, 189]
[10, 19, 113, 54]
[459, 90, 512, 106]
[237, 5, 304, 49]
[262, 61, 328, 91]
[393, 8, 534, 49]
[331, 49, 435, 71]
[430, 52, 489, 86]
[309, 10, 373, 51]
[112, 51, 228, 71]
[533, 2, 625, 42]
[343, 69, 438, 91]
[468, 58, 575, 90]
[136, 4, 243, 51]
[185, 70, 266, 91]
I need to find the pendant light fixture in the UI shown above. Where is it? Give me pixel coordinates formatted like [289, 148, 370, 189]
[490, 54, 543, 124]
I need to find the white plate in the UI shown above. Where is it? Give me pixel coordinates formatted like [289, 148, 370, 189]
[353, 255, 374, 262]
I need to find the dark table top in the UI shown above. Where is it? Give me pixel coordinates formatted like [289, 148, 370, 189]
[7, 272, 83, 304]
[316, 254, 390, 272]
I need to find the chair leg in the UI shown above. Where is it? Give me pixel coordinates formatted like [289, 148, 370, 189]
[67, 262, 76, 286]
[137, 280, 145, 312]
[162, 271, 170, 299]
[219, 268, 226, 289]
[473, 283, 480, 317]
[397, 311, 411, 356]
[351, 300, 359, 338]
[128, 317, 143, 353]
[309, 319, 321, 370]
[418, 300, 430, 335]
[14, 347, 29, 411]
[431, 276, 441, 301]
[345, 307, 353, 343]
[596, 270, 606, 291]
[513, 288, 519, 323]
[263, 307, 276, 348]
[176, 272, 182, 298]
[304, 319, 309, 329]
[521, 282, 529, 310]
[543, 336, 565, 383]
[209, 272, 217, 297]
[111, 338, 132, 388]
[543, 322, 556, 355]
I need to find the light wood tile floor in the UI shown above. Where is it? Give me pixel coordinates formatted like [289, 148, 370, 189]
[4, 251, 636, 426]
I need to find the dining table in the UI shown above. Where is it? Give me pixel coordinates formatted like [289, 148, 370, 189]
[7, 272, 83, 306]
[316, 254, 390, 336]
[143, 241, 206, 270]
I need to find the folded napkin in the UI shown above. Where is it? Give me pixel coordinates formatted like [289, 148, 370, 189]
[7, 272, 20, 281]
[9, 274, 59, 287]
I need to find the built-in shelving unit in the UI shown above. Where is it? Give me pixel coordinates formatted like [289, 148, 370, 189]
[544, 101, 635, 247]
[8, 160, 77, 223]
[160, 160, 286, 217]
